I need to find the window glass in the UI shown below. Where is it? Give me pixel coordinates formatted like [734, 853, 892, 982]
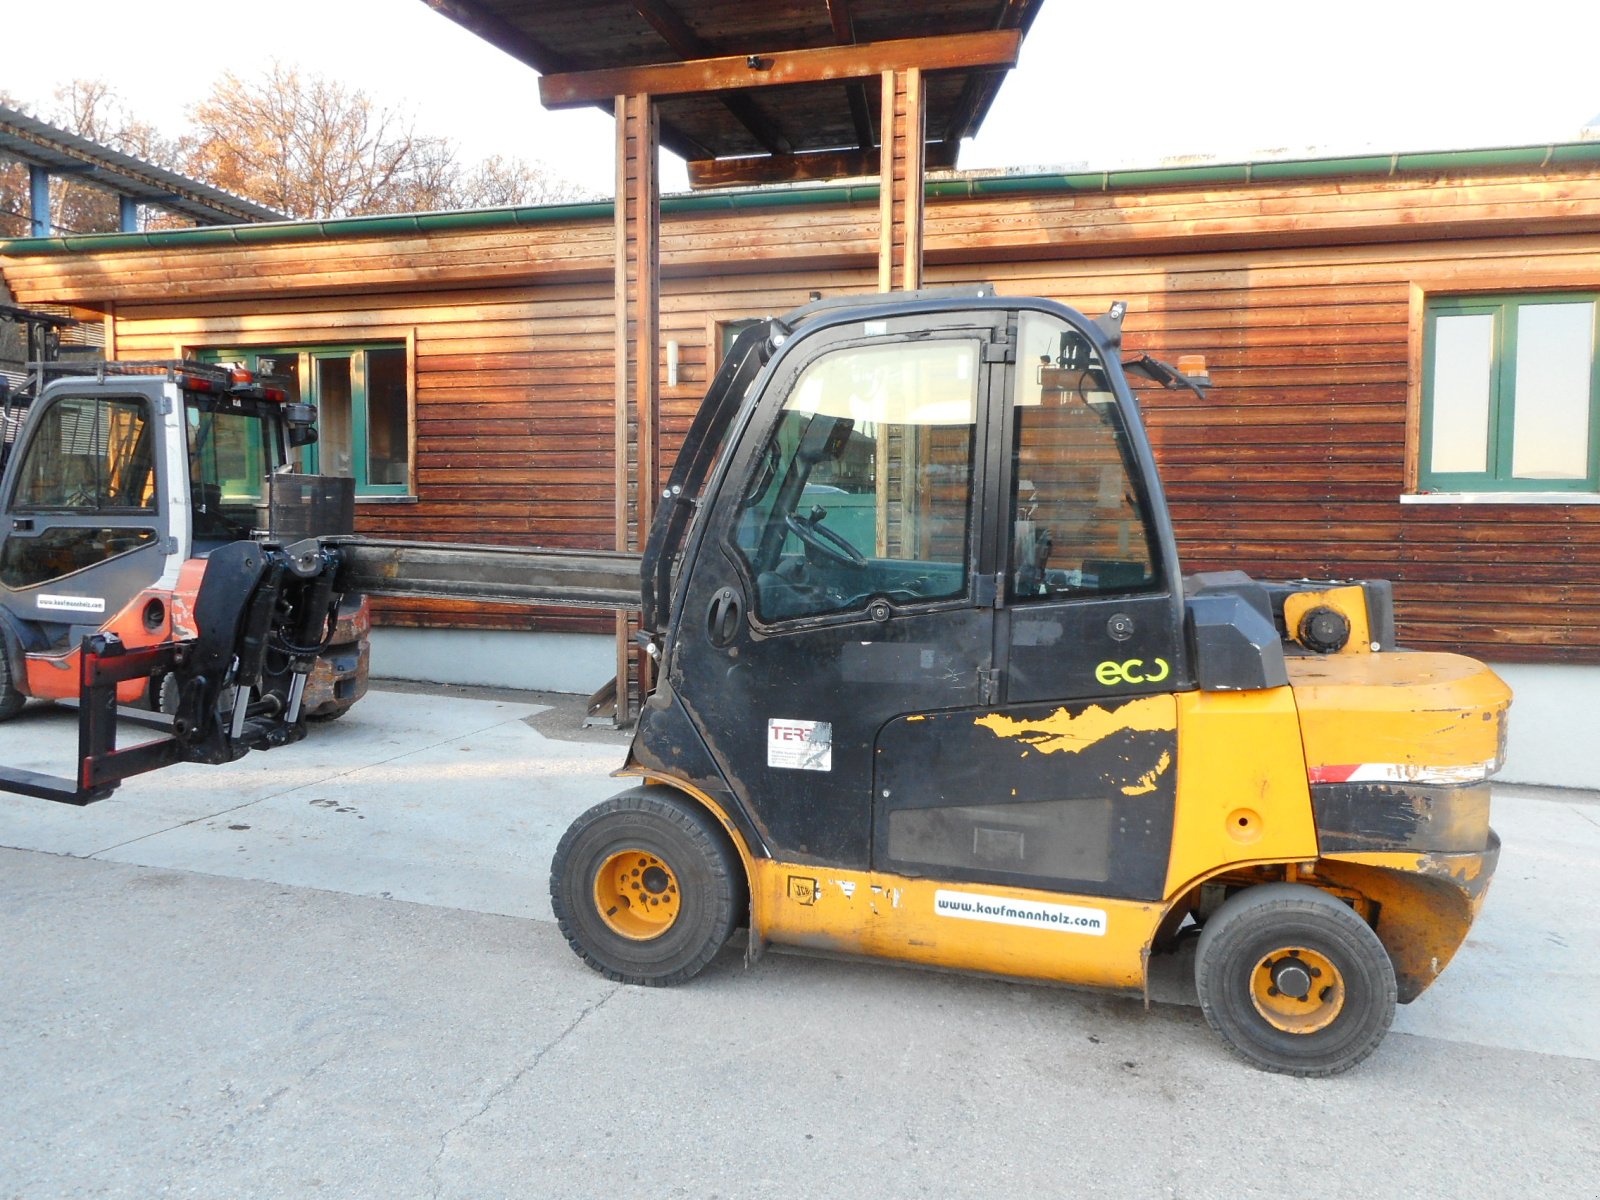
[201, 345, 408, 495]
[1511, 301, 1594, 480]
[1422, 294, 1600, 492]
[0, 526, 155, 590]
[12, 395, 155, 511]
[1009, 313, 1158, 601]
[735, 338, 980, 622]
[316, 355, 355, 479]
[186, 402, 276, 541]
[365, 347, 409, 488]
[1429, 313, 1495, 475]
[719, 318, 762, 363]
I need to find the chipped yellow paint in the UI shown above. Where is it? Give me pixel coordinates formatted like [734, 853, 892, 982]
[1120, 749, 1172, 796]
[975, 694, 1176, 755]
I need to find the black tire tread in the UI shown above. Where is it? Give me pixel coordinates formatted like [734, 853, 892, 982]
[549, 787, 743, 987]
[0, 648, 25, 721]
[1195, 882, 1396, 1078]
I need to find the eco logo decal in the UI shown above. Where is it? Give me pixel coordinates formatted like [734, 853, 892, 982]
[1095, 657, 1170, 687]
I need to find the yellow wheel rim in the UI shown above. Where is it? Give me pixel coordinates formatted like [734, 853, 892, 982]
[1249, 946, 1345, 1034]
[593, 850, 681, 940]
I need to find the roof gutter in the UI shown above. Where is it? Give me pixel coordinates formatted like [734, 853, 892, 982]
[5, 141, 1600, 257]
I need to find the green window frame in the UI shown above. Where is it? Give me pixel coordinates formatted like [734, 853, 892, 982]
[1421, 293, 1600, 494]
[200, 344, 412, 498]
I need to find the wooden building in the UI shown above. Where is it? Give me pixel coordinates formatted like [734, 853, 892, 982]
[4, 141, 1600, 781]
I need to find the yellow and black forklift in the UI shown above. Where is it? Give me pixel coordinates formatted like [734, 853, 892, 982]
[550, 288, 1508, 1076]
[0, 288, 1509, 1075]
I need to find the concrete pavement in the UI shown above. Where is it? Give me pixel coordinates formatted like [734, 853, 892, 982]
[1, 686, 1597, 1198]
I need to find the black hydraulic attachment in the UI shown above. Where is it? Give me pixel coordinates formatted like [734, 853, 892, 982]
[0, 539, 345, 805]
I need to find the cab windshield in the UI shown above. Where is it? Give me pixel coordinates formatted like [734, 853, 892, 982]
[186, 398, 282, 542]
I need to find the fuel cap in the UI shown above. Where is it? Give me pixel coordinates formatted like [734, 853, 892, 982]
[1298, 606, 1351, 654]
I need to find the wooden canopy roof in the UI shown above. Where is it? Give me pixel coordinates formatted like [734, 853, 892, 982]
[422, 0, 1041, 186]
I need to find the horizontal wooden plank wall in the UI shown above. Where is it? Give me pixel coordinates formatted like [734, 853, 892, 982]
[6, 164, 1600, 661]
[937, 235, 1600, 663]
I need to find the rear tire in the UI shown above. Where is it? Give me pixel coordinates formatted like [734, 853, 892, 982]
[0, 651, 23, 721]
[1195, 883, 1395, 1076]
[550, 788, 742, 986]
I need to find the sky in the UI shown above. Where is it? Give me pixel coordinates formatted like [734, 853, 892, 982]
[3, 0, 1599, 200]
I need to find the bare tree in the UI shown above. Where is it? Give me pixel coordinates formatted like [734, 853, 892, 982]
[0, 89, 28, 238]
[1, 70, 590, 233]
[181, 64, 586, 219]
[450, 155, 591, 209]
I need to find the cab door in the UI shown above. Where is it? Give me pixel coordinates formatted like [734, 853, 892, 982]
[0, 387, 169, 653]
[667, 312, 1008, 868]
[871, 307, 1190, 902]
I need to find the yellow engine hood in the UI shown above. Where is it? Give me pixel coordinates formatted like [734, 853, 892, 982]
[1286, 652, 1511, 785]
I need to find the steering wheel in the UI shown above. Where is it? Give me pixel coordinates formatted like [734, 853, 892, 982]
[785, 506, 867, 568]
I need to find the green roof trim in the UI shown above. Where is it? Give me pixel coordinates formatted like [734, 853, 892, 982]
[5, 140, 1600, 257]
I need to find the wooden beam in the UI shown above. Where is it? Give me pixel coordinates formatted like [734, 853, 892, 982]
[422, 0, 574, 75]
[826, 0, 854, 42]
[540, 30, 1022, 108]
[630, 0, 793, 155]
[879, 68, 926, 292]
[613, 92, 661, 722]
[943, 0, 1036, 144]
[825, 0, 875, 152]
[686, 139, 957, 189]
[422, 0, 713, 161]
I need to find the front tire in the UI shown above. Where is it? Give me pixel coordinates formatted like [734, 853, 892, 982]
[550, 788, 743, 986]
[1195, 883, 1396, 1076]
[0, 649, 25, 721]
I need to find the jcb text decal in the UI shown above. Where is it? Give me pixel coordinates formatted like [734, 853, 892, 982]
[1095, 657, 1170, 687]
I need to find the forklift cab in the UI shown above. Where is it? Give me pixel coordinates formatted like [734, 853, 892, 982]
[636, 294, 1192, 901]
[0, 368, 297, 690]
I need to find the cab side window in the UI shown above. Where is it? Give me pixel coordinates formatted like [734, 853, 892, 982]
[734, 338, 981, 622]
[1008, 314, 1159, 602]
[12, 396, 156, 512]
[1, 394, 159, 591]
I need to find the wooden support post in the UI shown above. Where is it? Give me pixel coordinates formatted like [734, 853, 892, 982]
[613, 91, 660, 724]
[878, 67, 925, 292]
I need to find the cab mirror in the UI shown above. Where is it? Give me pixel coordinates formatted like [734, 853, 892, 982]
[283, 402, 319, 448]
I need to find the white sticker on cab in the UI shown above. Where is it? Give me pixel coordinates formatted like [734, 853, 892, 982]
[38, 594, 107, 614]
[768, 718, 832, 771]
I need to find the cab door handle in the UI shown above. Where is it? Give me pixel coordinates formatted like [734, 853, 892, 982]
[706, 588, 743, 647]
